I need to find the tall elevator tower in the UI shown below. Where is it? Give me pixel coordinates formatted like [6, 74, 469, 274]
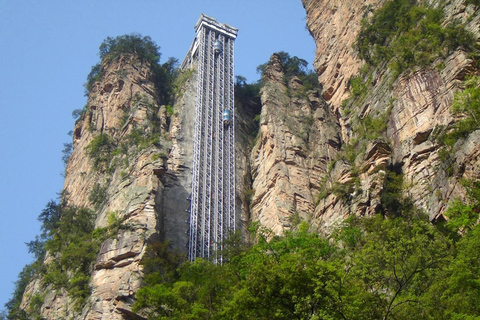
[182, 14, 238, 262]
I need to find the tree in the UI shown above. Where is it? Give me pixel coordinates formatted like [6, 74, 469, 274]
[98, 33, 161, 65]
[337, 213, 452, 320]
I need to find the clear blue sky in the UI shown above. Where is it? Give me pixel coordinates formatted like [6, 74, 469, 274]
[0, 0, 315, 310]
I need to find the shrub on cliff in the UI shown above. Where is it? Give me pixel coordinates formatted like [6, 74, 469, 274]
[133, 210, 467, 319]
[357, 0, 475, 77]
[99, 33, 160, 64]
[257, 51, 319, 92]
[85, 133, 115, 171]
[84, 34, 178, 105]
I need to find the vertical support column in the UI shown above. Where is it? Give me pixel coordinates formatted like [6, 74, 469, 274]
[228, 38, 236, 232]
[189, 26, 205, 261]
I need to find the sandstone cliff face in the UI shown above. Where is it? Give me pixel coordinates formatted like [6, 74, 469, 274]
[20, 54, 185, 319]
[248, 0, 480, 236]
[297, 0, 480, 231]
[302, 0, 382, 109]
[17, 0, 480, 317]
[250, 54, 341, 235]
[21, 49, 257, 318]
[41, 54, 169, 319]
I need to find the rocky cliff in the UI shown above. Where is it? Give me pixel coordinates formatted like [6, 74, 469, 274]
[14, 0, 480, 318]
[244, 0, 480, 236]
[249, 53, 341, 234]
[19, 41, 257, 317]
[21, 53, 173, 319]
[297, 0, 480, 231]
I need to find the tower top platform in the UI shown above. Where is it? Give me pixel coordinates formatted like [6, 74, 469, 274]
[195, 13, 238, 39]
[181, 14, 238, 70]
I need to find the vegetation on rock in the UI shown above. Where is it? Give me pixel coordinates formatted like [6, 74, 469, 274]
[132, 200, 480, 319]
[257, 51, 319, 95]
[357, 0, 475, 78]
[84, 33, 178, 106]
[4, 196, 129, 318]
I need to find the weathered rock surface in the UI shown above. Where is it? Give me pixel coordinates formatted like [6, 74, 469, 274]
[302, 0, 382, 108]
[21, 49, 258, 318]
[249, 0, 480, 237]
[250, 53, 341, 235]
[18, 0, 480, 317]
[300, 0, 480, 231]
[21, 54, 173, 319]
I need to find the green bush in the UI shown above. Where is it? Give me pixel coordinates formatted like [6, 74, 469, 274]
[4, 263, 39, 319]
[84, 63, 101, 96]
[465, 0, 480, 6]
[133, 207, 468, 320]
[257, 51, 319, 93]
[435, 76, 480, 172]
[126, 128, 160, 151]
[173, 68, 194, 99]
[99, 33, 160, 65]
[85, 133, 115, 171]
[5, 198, 132, 317]
[61, 142, 72, 166]
[357, 0, 475, 77]
[83, 34, 178, 105]
[88, 183, 108, 210]
[450, 76, 480, 138]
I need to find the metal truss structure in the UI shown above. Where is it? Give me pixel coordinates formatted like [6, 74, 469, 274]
[182, 14, 238, 263]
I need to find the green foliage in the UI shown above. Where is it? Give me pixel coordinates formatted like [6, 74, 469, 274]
[172, 68, 194, 99]
[244, 188, 255, 205]
[331, 180, 355, 200]
[234, 75, 262, 141]
[4, 263, 39, 320]
[61, 142, 72, 166]
[435, 76, 480, 176]
[380, 169, 411, 216]
[125, 128, 160, 151]
[41, 205, 97, 310]
[360, 113, 389, 140]
[445, 200, 478, 233]
[466, 0, 480, 6]
[85, 133, 115, 171]
[99, 33, 160, 64]
[88, 183, 109, 210]
[26, 294, 45, 320]
[257, 51, 319, 95]
[72, 105, 87, 120]
[357, 0, 475, 78]
[449, 76, 480, 141]
[165, 105, 174, 116]
[235, 75, 261, 106]
[83, 34, 178, 105]
[343, 213, 452, 320]
[440, 224, 480, 318]
[5, 196, 130, 317]
[349, 74, 368, 98]
[155, 57, 179, 106]
[134, 207, 468, 320]
[84, 63, 101, 96]
[443, 178, 480, 235]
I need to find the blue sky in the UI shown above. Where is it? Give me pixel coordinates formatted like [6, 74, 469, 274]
[0, 0, 315, 309]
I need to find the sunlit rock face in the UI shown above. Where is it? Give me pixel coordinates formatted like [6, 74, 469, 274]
[21, 46, 259, 318]
[21, 53, 196, 319]
[18, 1, 480, 317]
[301, 0, 480, 230]
[301, 0, 383, 109]
[249, 53, 341, 235]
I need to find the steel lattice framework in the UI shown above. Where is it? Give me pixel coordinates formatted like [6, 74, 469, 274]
[182, 14, 238, 262]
